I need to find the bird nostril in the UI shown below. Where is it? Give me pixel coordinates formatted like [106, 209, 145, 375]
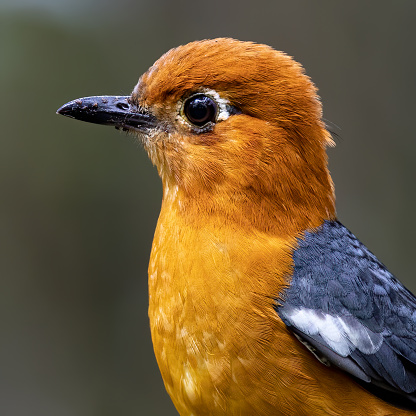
[116, 102, 129, 111]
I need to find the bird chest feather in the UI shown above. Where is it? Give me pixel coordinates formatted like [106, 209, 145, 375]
[148, 201, 297, 415]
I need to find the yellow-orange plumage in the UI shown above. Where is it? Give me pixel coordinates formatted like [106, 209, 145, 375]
[57, 38, 416, 415]
[136, 39, 412, 415]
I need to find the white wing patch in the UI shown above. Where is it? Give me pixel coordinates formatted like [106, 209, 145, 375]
[281, 306, 384, 356]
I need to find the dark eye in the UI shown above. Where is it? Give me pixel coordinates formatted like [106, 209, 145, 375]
[184, 94, 218, 127]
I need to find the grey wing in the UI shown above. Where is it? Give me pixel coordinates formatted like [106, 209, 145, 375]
[277, 220, 416, 410]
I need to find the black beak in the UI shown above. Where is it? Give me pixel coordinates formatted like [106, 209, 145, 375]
[56, 95, 157, 132]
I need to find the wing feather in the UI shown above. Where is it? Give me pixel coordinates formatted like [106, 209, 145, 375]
[277, 220, 416, 408]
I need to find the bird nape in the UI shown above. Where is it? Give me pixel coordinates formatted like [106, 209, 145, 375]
[57, 38, 416, 416]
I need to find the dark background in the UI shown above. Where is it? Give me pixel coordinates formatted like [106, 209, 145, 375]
[2, 1, 416, 415]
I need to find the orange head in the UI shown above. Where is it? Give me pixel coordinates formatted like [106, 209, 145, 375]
[57, 38, 336, 235]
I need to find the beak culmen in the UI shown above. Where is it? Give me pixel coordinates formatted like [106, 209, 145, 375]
[56, 95, 157, 132]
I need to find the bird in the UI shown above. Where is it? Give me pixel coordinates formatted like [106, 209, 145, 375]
[57, 38, 416, 415]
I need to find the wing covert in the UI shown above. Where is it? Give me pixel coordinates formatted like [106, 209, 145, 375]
[277, 220, 416, 408]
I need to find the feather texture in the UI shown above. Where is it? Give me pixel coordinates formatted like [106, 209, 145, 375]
[279, 220, 416, 408]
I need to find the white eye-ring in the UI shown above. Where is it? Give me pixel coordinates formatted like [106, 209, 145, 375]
[202, 89, 233, 122]
[177, 89, 236, 132]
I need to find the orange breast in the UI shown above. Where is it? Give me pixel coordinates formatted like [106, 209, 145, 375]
[148, 202, 413, 416]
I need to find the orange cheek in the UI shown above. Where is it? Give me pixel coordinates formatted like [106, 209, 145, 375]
[159, 116, 285, 195]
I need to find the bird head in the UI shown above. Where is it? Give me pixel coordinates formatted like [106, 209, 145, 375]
[57, 38, 336, 234]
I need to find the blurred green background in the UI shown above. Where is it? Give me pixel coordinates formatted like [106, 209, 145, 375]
[1, 1, 416, 415]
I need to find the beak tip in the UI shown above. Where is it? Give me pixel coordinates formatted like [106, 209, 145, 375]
[56, 100, 77, 118]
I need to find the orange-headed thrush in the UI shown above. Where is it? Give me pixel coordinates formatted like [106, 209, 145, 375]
[57, 38, 416, 415]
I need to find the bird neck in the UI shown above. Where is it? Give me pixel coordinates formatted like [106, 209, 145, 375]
[160, 174, 335, 239]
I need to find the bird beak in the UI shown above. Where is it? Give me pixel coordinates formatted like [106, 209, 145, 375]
[56, 95, 157, 132]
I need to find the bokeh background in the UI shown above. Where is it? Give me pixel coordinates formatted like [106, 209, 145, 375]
[2, 1, 416, 415]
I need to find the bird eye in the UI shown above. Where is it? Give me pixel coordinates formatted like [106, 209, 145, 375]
[183, 94, 218, 127]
